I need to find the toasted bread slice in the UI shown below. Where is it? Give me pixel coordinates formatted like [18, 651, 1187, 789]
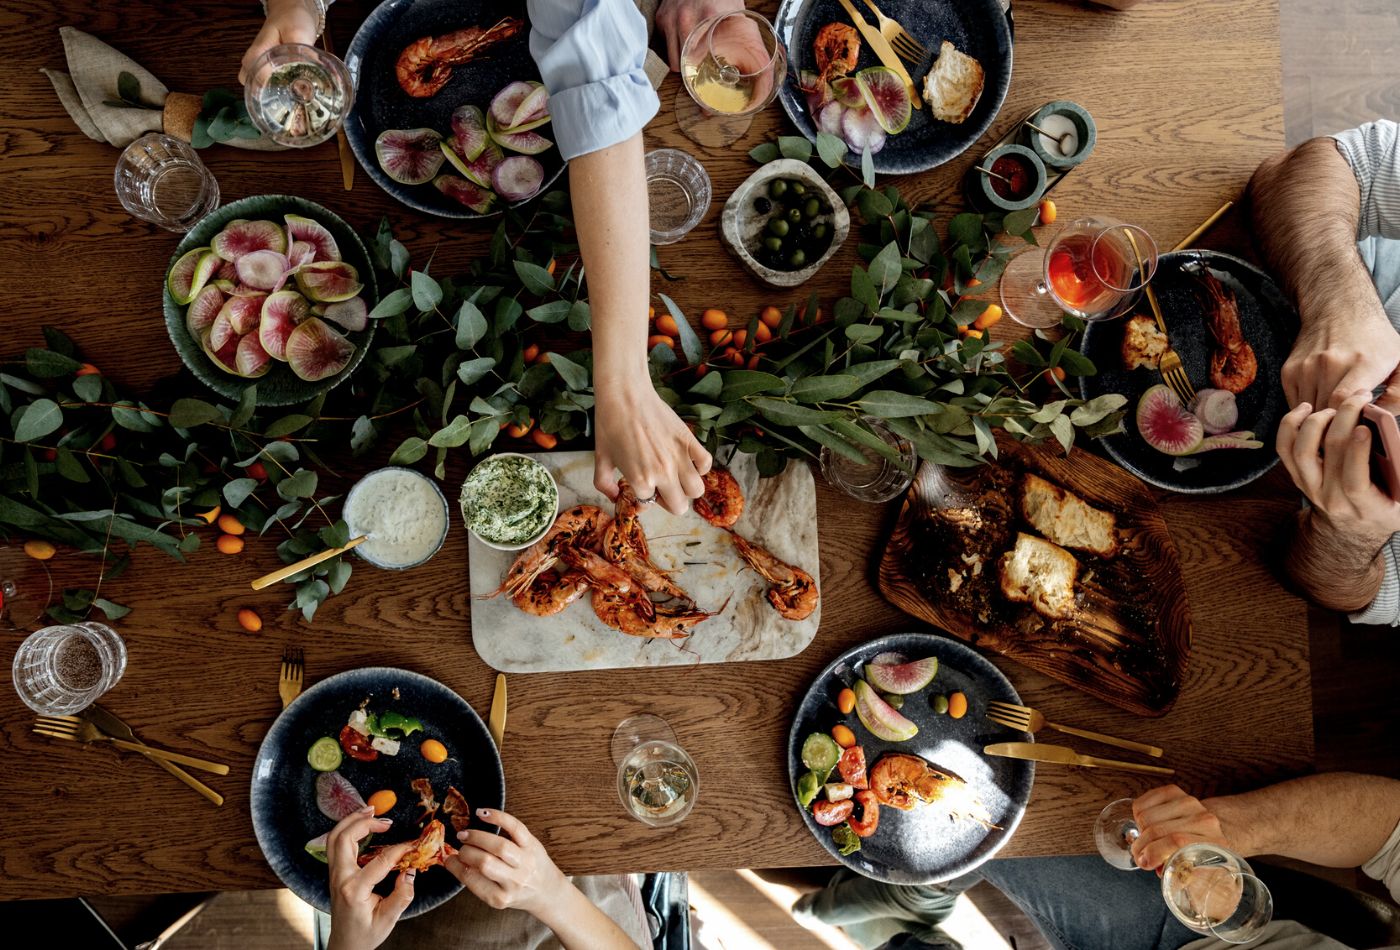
[1122, 314, 1168, 371]
[1020, 473, 1119, 558]
[998, 532, 1078, 620]
[923, 41, 985, 125]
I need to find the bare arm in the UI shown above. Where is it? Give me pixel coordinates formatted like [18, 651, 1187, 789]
[1284, 508, 1386, 612]
[534, 883, 642, 950]
[1248, 136, 1400, 409]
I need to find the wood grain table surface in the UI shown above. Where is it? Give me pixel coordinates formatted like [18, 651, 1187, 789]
[0, 0, 1311, 901]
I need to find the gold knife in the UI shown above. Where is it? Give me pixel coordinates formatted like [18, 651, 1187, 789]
[85, 704, 224, 806]
[985, 742, 1175, 776]
[488, 674, 507, 749]
[321, 30, 355, 191]
[833, 0, 922, 109]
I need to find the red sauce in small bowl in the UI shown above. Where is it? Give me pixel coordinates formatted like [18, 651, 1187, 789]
[989, 154, 1034, 201]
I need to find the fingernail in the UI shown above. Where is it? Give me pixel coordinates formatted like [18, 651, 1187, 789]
[406, 869, 416, 881]
[457, 830, 470, 841]
[379, 817, 393, 825]
[477, 808, 490, 817]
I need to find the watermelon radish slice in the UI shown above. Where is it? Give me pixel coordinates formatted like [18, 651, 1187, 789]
[450, 105, 490, 161]
[305, 832, 330, 863]
[434, 174, 499, 215]
[853, 679, 919, 742]
[220, 294, 266, 335]
[215, 258, 237, 282]
[842, 106, 887, 154]
[506, 82, 550, 130]
[375, 128, 445, 185]
[832, 76, 865, 108]
[864, 657, 939, 694]
[285, 214, 341, 263]
[185, 284, 226, 338]
[490, 81, 536, 129]
[321, 296, 368, 332]
[212, 219, 287, 261]
[286, 317, 354, 382]
[442, 141, 503, 189]
[817, 101, 845, 137]
[201, 319, 240, 375]
[236, 250, 289, 292]
[492, 155, 545, 202]
[315, 770, 367, 821]
[234, 332, 272, 378]
[295, 261, 362, 303]
[259, 291, 307, 360]
[168, 247, 218, 305]
[856, 66, 912, 135]
[487, 113, 552, 155]
[868, 651, 908, 668]
[288, 241, 316, 269]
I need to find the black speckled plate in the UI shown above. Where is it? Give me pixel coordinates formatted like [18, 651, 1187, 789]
[774, 0, 1012, 176]
[344, 0, 566, 219]
[162, 195, 377, 407]
[1080, 250, 1298, 494]
[251, 667, 505, 918]
[788, 632, 1033, 884]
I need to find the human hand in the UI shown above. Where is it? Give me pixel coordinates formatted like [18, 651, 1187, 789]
[240, 0, 321, 85]
[1130, 785, 1232, 873]
[444, 808, 570, 919]
[1282, 306, 1400, 411]
[1276, 393, 1400, 547]
[594, 376, 711, 515]
[325, 807, 417, 950]
[655, 0, 749, 72]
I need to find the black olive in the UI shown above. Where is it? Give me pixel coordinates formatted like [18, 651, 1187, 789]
[753, 196, 772, 214]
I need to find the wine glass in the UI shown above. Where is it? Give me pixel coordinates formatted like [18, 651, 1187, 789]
[243, 43, 353, 148]
[999, 219, 1158, 328]
[1095, 798, 1274, 944]
[677, 10, 786, 148]
[0, 544, 54, 631]
[611, 714, 699, 827]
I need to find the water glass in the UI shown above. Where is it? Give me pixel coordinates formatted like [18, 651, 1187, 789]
[819, 418, 917, 503]
[244, 43, 353, 148]
[645, 149, 711, 245]
[612, 714, 699, 827]
[12, 621, 127, 715]
[114, 133, 220, 232]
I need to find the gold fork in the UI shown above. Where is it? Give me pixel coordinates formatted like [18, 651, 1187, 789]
[1126, 229, 1195, 405]
[985, 701, 1165, 758]
[33, 716, 230, 774]
[280, 646, 304, 708]
[858, 0, 926, 65]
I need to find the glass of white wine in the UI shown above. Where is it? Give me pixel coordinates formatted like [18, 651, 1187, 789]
[0, 544, 54, 631]
[678, 10, 786, 148]
[1094, 798, 1273, 944]
[612, 714, 699, 827]
[243, 43, 353, 148]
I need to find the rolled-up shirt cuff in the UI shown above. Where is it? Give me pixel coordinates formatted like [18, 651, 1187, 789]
[1349, 533, 1400, 626]
[549, 72, 658, 160]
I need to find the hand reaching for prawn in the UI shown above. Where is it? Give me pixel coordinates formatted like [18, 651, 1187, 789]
[593, 377, 712, 516]
[240, 0, 320, 85]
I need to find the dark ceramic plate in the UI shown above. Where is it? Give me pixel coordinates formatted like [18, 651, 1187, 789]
[251, 666, 505, 918]
[344, 0, 566, 219]
[788, 632, 1033, 884]
[1080, 250, 1298, 494]
[162, 195, 377, 407]
[774, 0, 1012, 175]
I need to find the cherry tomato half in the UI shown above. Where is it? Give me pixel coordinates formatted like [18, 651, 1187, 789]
[812, 798, 855, 827]
[339, 724, 378, 762]
[837, 745, 868, 790]
[849, 790, 880, 838]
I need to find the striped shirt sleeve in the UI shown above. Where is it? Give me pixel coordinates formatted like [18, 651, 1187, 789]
[1331, 121, 1400, 241]
[1349, 534, 1400, 626]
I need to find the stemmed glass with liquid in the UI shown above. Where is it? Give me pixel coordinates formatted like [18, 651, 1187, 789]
[612, 714, 699, 827]
[0, 544, 54, 631]
[244, 43, 353, 148]
[678, 10, 786, 148]
[999, 218, 1158, 328]
[1095, 798, 1273, 944]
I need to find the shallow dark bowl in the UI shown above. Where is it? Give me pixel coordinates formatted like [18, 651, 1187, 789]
[788, 632, 1033, 884]
[774, 0, 1013, 176]
[162, 195, 377, 407]
[251, 666, 505, 918]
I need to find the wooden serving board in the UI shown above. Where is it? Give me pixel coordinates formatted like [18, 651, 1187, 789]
[877, 437, 1192, 716]
[468, 451, 822, 672]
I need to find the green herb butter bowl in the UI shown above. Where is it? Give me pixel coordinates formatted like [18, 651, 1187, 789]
[162, 194, 378, 407]
[460, 452, 560, 551]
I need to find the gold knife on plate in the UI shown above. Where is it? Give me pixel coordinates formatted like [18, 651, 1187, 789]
[488, 674, 507, 749]
[985, 742, 1175, 776]
[85, 704, 224, 806]
[833, 0, 922, 109]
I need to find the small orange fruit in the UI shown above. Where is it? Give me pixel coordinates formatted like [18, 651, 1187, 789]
[961, 328, 984, 340]
[367, 790, 398, 815]
[700, 309, 728, 330]
[545, 258, 557, 276]
[246, 461, 269, 481]
[966, 277, 983, 288]
[1044, 366, 1067, 384]
[647, 334, 675, 349]
[746, 355, 760, 370]
[522, 343, 540, 364]
[75, 363, 100, 377]
[709, 328, 733, 347]
[694, 363, 709, 378]
[973, 304, 1003, 330]
[536, 353, 551, 364]
[197, 505, 221, 525]
[656, 314, 680, 337]
[759, 306, 783, 329]
[23, 539, 56, 561]
[831, 724, 857, 748]
[530, 428, 558, 449]
[420, 738, 449, 763]
[1038, 198, 1058, 225]
[647, 305, 656, 321]
[732, 329, 748, 348]
[505, 418, 534, 439]
[948, 691, 969, 719]
[98, 433, 117, 452]
[236, 608, 262, 632]
[217, 514, 245, 536]
[836, 687, 857, 715]
[216, 534, 245, 555]
[754, 322, 773, 343]
[728, 349, 745, 367]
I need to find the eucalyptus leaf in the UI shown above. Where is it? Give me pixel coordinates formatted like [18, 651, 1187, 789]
[1058, 348, 1097, 375]
[388, 437, 428, 466]
[1070, 393, 1127, 426]
[689, 369, 723, 399]
[264, 414, 313, 437]
[231, 385, 258, 428]
[749, 397, 845, 426]
[369, 287, 413, 319]
[456, 299, 488, 349]
[14, 399, 63, 442]
[567, 300, 591, 332]
[277, 469, 318, 500]
[720, 370, 786, 400]
[800, 424, 867, 464]
[749, 142, 780, 163]
[429, 415, 473, 448]
[778, 135, 813, 161]
[350, 415, 377, 455]
[658, 293, 702, 365]
[26, 349, 82, 378]
[513, 260, 555, 295]
[93, 598, 132, 621]
[456, 356, 497, 386]
[411, 270, 443, 311]
[816, 132, 847, 168]
[868, 241, 902, 292]
[549, 353, 589, 390]
[861, 146, 875, 188]
[789, 374, 861, 402]
[73, 374, 103, 403]
[856, 390, 941, 418]
[844, 324, 883, 344]
[526, 300, 571, 323]
[1049, 414, 1075, 453]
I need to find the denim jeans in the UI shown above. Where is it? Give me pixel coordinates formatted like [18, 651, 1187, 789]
[796, 857, 1200, 950]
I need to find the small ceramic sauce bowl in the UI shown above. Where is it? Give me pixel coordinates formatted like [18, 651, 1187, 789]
[459, 452, 560, 552]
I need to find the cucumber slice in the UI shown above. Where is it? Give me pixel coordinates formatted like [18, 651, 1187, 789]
[801, 732, 841, 774]
[307, 736, 342, 772]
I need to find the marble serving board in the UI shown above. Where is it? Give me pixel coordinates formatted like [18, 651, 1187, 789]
[467, 451, 822, 672]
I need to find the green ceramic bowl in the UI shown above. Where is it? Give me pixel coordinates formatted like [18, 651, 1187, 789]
[972, 144, 1047, 213]
[162, 195, 378, 407]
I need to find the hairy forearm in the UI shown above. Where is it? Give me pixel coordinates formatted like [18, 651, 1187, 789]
[1284, 509, 1386, 611]
[535, 882, 642, 950]
[570, 134, 650, 390]
[1248, 138, 1384, 328]
[1206, 773, 1400, 867]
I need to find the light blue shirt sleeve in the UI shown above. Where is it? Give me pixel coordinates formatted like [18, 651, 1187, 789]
[526, 0, 659, 161]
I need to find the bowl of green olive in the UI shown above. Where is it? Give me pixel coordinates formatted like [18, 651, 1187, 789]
[720, 159, 850, 288]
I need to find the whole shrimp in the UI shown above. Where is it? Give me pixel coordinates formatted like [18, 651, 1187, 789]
[869, 754, 999, 830]
[482, 505, 607, 601]
[602, 480, 692, 603]
[396, 18, 524, 98]
[1199, 272, 1258, 394]
[693, 467, 744, 529]
[511, 569, 590, 617]
[728, 530, 818, 621]
[591, 589, 717, 639]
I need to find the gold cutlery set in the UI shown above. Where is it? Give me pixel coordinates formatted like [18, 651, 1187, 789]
[984, 700, 1173, 776]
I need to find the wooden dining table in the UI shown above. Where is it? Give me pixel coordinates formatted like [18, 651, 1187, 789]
[0, 0, 1312, 902]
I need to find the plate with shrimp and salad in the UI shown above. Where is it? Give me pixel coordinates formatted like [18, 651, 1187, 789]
[789, 632, 1033, 884]
[466, 450, 822, 673]
[251, 666, 504, 918]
